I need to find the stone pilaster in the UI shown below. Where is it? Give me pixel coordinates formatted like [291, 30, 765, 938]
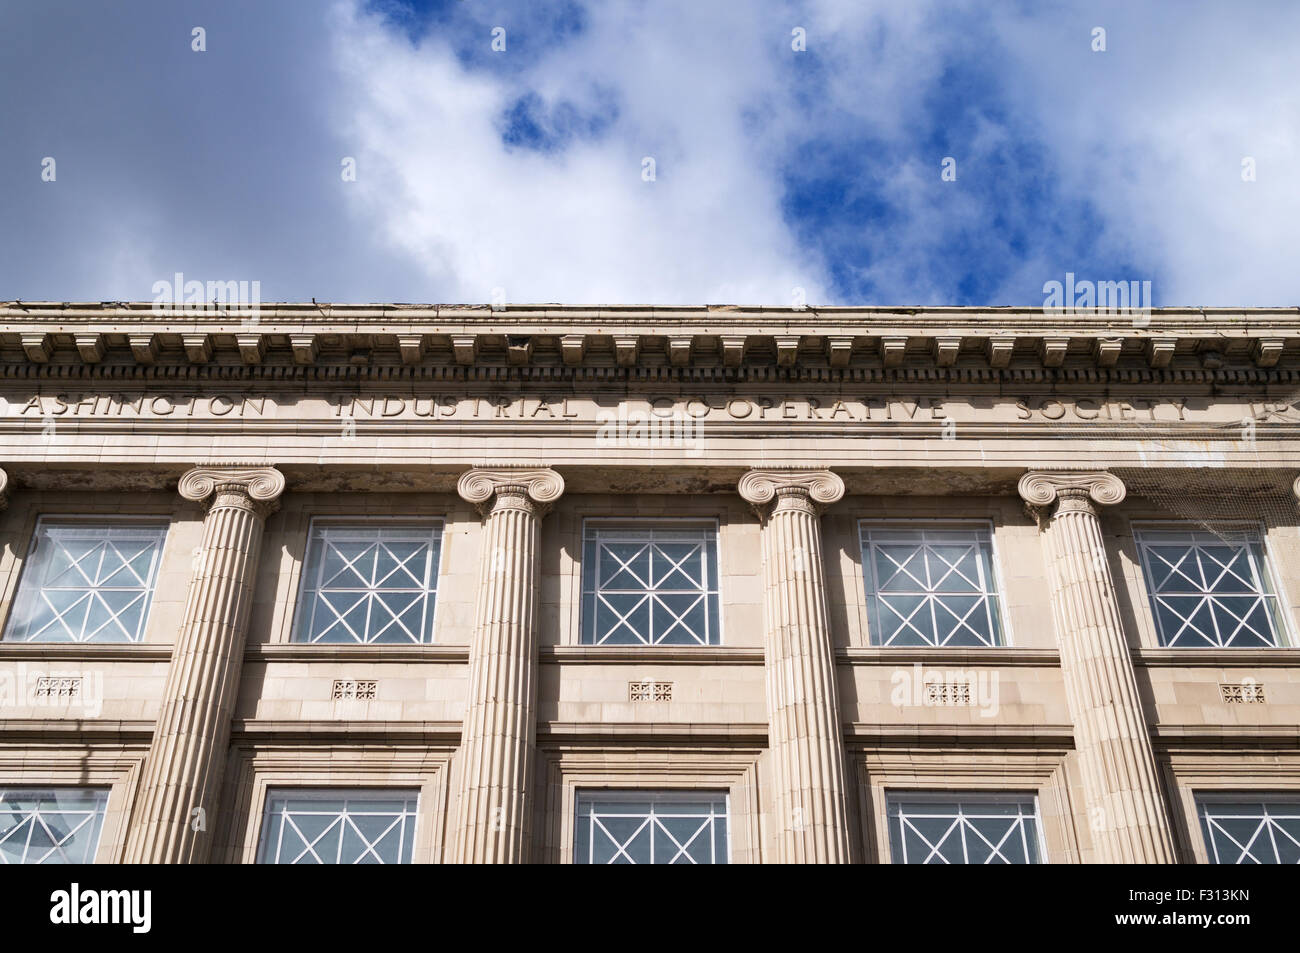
[739, 468, 852, 863]
[1019, 469, 1176, 863]
[452, 466, 564, 863]
[124, 465, 284, 863]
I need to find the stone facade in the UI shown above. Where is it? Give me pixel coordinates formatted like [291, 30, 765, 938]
[0, 303, 1298, 863]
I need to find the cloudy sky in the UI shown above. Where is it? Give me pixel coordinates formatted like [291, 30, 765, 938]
[1, 0, 1296, 307]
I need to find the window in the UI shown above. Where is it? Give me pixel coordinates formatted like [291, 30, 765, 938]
[860, 525, 1006, 647]
[0, 788, 109, 864]
[255, 789, 419, 864]
[574, 791, 729, 864]
[4, 521, 167, 643]
[581, 523, 721, 645]
[887, 793, 1043, 864]
[1198, 795, 1300, 863]
[1137, 528, 1288, 647]
[292, 522, 442, 644]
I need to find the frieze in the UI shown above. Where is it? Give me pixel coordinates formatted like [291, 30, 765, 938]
[3, 391, 1300, 427]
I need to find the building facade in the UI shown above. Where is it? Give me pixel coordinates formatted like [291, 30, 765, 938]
[0, 302, 1298, 864]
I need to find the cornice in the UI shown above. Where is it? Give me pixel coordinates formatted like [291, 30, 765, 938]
[244, 644, 470, 663]
[2, 357, 1299, 387]
[0, 643, 174, 662]
[228, 719, 462, 743]
[2, 303, 1298, 375]
[4, 301, 1299, 330]
[1132, 647, 1300, 668]
[840, 723, 1077, 746]
[540, 646, 765, 664]
[536, 722, 768, 744]
[0, 718, 155, 742]
[1150, 724, 1300, 747]
[835, 647, 1061, 667]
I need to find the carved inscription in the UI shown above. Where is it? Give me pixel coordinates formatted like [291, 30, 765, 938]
[4, 392, 1298, 426]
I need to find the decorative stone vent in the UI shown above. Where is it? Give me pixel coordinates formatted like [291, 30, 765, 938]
[1220, 683, 1266, 704]
[925, 682, 972, 706]
[629, 680, 672, 702]
[33, 676, 82, 699]
[332, 679, 377, 700]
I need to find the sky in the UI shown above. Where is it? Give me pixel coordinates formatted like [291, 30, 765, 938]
[0, 0, 1297, 308]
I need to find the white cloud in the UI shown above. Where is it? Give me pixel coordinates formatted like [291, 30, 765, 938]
[2, 0, 1295, 307]
[333, 0, 1300, 308]
[987, 1, 1300, 305]
[329, 0, 830, 305]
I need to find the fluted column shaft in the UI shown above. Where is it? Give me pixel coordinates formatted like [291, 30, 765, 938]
[740, 469, 852, 863]
[125, 465, 284, 863]
[1020, 470, 1176, 863]
[453, 467, 563, 863]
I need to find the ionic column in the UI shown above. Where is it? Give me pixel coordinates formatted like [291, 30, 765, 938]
[124, 465, 284, 863]
[0, 467, 9, 510]
[1019, 470, 1176, 863]
[453, 466, 564, 863]
[739, 468, 852, 863]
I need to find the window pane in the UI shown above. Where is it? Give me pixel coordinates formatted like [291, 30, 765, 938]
[574, 791, 729, 864]
[887, 793, 1041, 864]
[3, 522, 167, 643]
[1138, 529, 1285, 647]
[1198, 795, 1300, 863]
[582, 524, 721, 645]
[292, 523, 442, 644]
[0, 788, 109, 864]
[256, 789, 419, 864]
[861, 526, 1005, 647]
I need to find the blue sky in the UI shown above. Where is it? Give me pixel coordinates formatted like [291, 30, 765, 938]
[1, 0, 1296, 306]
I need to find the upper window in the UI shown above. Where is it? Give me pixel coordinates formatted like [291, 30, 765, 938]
[0, 788, 109, 864]
[860, 524, 1006, 647]
[1136, 528, 1288, 647]
[574, 790, 729, 864]
[1197, 795, 1300, 864]
[581, 523, 721, 646]
[4, 521, 167, 643]
[887, 792, 1043, 864]
[292, 522, 442, 644]
[256, 789, 419, 864]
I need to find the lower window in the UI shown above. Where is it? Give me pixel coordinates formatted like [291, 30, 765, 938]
[256, 789, 419, 864]
[574, 790, 729, 864]
[0, 788, 109, 864]
[887, 792, 1043, 864]
[1197, 794, 1300, 864]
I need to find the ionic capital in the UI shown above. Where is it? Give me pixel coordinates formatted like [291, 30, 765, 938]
[178, 465, 285, 518]
[738, 468, 845, 519]
[457, 466, 565, 518]
[1293, 474, 1300, 503]
[1018, 469, 1125, 523]
[0, 467, 8, 511]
